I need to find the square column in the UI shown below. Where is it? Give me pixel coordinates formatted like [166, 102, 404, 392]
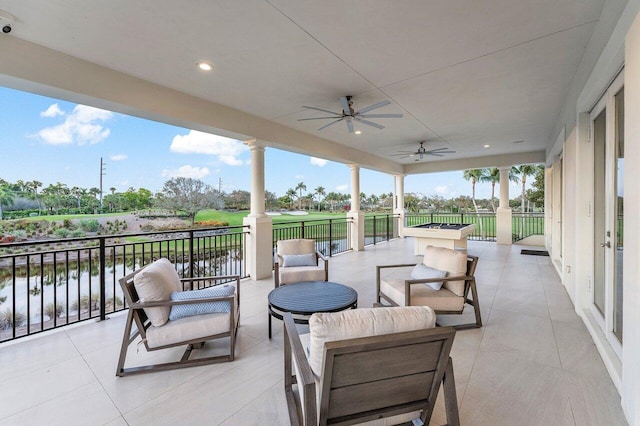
[242, 140, 273, 279]
[496, 167, 512, 245]
[347, 164, 364, 251]
[393, 174, 406, 237]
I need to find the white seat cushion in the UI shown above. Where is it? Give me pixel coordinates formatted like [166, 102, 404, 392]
[279, 265, 325, 285]
[422, 246, 468, 296]
[133, 258, 183, 327]
[380, 278, 465, 312]
[145, 311, 232, 348]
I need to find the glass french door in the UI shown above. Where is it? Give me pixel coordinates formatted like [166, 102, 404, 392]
[590, 71, 624, 354]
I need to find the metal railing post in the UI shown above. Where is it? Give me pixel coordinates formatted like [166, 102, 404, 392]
[386, 215, 390, 241]
[99, 237, 106, 321]
[189, 230, 195, 278]
[301, 221, 305, 239]
[329, 219, 333, 256]
[373, 215, 377, 245]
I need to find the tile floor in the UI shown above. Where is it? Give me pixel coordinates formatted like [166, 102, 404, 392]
[0, 239, 627, 425]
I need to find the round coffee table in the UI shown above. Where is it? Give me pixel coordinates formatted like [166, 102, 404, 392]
[268, 281, 358, 338]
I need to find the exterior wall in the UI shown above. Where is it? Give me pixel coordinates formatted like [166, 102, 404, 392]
[622, 12, 640, 425]
[546, 1, 640, 423]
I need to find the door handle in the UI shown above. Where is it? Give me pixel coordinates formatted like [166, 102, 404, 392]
[600, 241, 611, 248]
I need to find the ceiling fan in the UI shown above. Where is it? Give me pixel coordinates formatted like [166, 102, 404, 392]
[391, 141, 456, 161]
[297, 96, 403, 133]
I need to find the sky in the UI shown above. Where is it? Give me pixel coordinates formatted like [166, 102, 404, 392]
[0, 86, 528, 199]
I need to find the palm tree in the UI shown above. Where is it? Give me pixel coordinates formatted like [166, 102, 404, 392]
[480, 168, 499, 212]
[295, 182, 307, 210]
[0, 185, 15, 220]
[286, 188, 297, 210]
[516, 164, 538, 238]
[27, 180, 43, 213]
[516, 165, 537, 213]
[314, 186, 326, 211]
[109, 187, 116, 195]
[462, 169, 487, 213]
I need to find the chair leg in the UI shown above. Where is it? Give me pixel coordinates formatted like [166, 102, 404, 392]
[443, 357, 460, 426]
[116, 310, 137, 377]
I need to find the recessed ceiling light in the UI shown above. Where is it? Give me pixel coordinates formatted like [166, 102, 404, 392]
[354, 130, 362, 135]
[483, 144, 490, 148]
[197, 62, 213, 71]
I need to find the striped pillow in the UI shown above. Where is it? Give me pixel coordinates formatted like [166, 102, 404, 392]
[168, 285, 235, 321]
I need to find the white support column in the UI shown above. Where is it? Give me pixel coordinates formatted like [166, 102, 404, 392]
[347, 164, 364, 251]
[496, 167, 513, 244]
[242, 139, 273, 279]
[394, 174, 406, 237]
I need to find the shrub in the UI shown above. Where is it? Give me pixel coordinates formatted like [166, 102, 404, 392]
[70, 230, 86, 238]
[79, 219, 100, 232]
[9, 230, 27, 240]
[54, 228, 70, 238]
[195, 220, 229, 227]
[0, 308, 26, 330]
[45, 302, 65, 319]
[62, 219, 74, 229]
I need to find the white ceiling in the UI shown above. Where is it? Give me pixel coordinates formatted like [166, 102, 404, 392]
[0, 0, 605, 171]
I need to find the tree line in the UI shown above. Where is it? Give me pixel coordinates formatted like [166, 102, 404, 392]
[0, 163, 544, 220]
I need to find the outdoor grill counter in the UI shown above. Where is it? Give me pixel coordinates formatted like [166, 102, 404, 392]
[403, 222, 476, 254]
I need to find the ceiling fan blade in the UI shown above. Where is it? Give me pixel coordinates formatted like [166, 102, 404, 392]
[358, 113, 403, 118]
[340, 96, 352, 116]
[428, 152, 445, 157]
[346, 120, 354, 133]
[297, 116, 343, 121]
[354, 117, 384, 129]
[354, 100, 391, 115]
[317, 118, 344, 131]
[301, 106, 342, 116]
[390, 152, 414, 156]
[427, 147, 454, 152]
[426, 149, 456, 154]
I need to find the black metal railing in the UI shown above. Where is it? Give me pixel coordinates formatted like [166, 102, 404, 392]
[512, 213, 545, 242]
[364, 214, 399, 246]
[272, 218, 353, 257]
[405, 212, 497, 241]
[0, 225, 248, 342]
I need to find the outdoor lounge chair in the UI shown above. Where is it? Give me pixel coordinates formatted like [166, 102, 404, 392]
[376, 245, 481, 329]
[274, 238, 328, 287]
[116, 258, 240, 377]
[284, 306, 459, 426]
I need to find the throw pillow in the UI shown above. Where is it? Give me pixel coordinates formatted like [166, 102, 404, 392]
[169, 285, 236, 321]
[133, 258, 183, 327]
[411, 263, 448, 290]
[281, 253, 316, 268]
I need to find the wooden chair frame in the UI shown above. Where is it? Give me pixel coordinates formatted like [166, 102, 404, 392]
[274, 249, 329, 288]
[116, 271, 240, 377]
[284, 313, 460, 426]
[376, 255, 481, 330]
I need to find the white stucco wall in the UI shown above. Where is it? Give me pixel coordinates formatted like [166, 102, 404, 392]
[622, 12, 640, 425]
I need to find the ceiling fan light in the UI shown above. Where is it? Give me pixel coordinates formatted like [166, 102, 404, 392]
[483, 144, 490, 148]
[354, 130, 362, 135]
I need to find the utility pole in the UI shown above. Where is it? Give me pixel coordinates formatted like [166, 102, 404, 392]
[99, 157, 107, 208]
[218, 177, 222, 193]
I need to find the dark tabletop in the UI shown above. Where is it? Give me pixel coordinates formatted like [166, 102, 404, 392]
[268, 281, 358, 315]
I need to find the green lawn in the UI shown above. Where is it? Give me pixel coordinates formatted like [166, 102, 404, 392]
[195, 210, 355, 226]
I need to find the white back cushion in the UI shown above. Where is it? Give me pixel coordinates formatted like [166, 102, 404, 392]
[308, 306, 436, 376]
[422, 246, 468, 296]
[277, 239, 315, 257]
[133, 258, 182, 326]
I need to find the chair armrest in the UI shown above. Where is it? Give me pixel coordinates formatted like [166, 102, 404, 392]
[284, 312, 316, 425]
[316, 251, 328, 262]
[404, 274, 470, 286]
[316, 251, 329, 281]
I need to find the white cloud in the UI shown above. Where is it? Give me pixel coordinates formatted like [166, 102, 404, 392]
[38, 105, 113, 145]
[435, 185, 448, 195]
[110, 154, 127, 161]
[170, 130, 247, 166]
[295, 175, 305, 180]
[40, 103, 64, 118]
[162, 165, 210, 179]
[310, 157, 327, 167]
[336, 184, 348, 192]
